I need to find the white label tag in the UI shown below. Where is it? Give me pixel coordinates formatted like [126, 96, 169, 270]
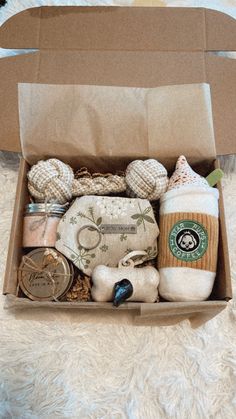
[100, 224, 137, 234]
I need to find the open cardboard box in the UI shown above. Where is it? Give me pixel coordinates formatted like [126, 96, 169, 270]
[0, 6, 236, 327]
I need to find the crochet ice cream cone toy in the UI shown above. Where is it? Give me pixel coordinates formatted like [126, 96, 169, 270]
[158, 156, 219, 302]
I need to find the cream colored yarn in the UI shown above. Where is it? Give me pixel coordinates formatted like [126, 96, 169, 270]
[28, 159, 126, 204]
[28, 159, 74, 204]
[72, 176, 126, 197]
[126, 159, 169, 201]
[28, 158, 168, 204]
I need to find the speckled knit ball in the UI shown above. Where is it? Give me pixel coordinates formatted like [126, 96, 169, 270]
[126, 159, 169, 201]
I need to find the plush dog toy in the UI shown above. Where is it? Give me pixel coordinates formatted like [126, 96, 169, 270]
[158, 156, 219, 302]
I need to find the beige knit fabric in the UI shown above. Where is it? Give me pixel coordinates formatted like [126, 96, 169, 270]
[28, 158, 169, 204]
[126, 159, 169, 201]
[28, 159, 74, 204]
[72, 176, 126, 197]
[28, 159, 126, 204]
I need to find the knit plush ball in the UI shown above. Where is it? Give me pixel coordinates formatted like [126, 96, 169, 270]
[28, 158, 74, 204]
[126, 159, 169, 201]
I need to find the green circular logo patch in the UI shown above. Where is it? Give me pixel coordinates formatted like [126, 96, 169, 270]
[169, 220, 208, 262]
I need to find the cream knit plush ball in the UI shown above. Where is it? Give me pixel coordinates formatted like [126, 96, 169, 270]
[28, 159, 127, 204]
[28, 158, 74, 204]
[126, 159, 168, 201]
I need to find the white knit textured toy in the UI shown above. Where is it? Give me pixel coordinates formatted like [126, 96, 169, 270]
[28, 159, 126, 204]
[126, 159, 169, 201]
[28, 158, 169, 204]
[158, 156, 219, 302]
[91, 251, 160, 303]
[28, 159, 74, 204]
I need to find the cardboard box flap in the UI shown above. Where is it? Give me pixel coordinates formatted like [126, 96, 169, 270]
[206, 54, 236, 156]
[1, 7, 236, 52]
[0, 7, 236, 156]
[1, 50, 236, 157]
[0, 52, 39, 153]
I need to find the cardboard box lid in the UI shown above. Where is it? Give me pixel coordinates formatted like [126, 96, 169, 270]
[0, 6, 236, 156]
[1, 7, 236, 52]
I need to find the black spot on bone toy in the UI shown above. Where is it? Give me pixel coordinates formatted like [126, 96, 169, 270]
[113, 279, 133, 307]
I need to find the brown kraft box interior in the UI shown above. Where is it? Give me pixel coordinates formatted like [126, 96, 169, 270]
[0, 6, 236, 327]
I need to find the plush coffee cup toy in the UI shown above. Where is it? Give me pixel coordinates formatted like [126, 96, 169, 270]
[158, 156, 220, 302]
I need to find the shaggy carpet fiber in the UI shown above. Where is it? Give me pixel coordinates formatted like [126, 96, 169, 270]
[0, 1, 236, 418]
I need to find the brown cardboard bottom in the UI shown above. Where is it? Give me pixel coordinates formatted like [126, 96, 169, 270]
[3, 158, 232, 327]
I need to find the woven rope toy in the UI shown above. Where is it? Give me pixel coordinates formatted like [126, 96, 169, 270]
[28, 159, 126, 204]
[28, 159, 74, 204]
[126, 159, 169, 201]
[28, 158, 168, 204]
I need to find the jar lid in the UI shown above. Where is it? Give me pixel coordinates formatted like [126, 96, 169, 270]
[25, 203, 68, 215]
[18, 248, 73, 301]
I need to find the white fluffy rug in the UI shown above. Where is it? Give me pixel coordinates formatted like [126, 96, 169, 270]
[1, 1, 236, 418]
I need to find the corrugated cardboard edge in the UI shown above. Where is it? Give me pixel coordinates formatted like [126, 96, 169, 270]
[214, 159, 232, 300]
[4, 295, 227, 328]
[3, 158, 28, 295]
[135, 300, 227, 328]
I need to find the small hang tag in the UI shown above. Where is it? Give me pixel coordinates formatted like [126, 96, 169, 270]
[118, 250, 148, 268]
[100, 224, 137, 234]
[206, 169, 224, 187]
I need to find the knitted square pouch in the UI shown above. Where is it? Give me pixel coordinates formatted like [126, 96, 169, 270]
[56, 196, 159, 275]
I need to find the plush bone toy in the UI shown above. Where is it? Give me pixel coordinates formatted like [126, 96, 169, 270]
[92, 251, 160, 304]
[158, 156, 219, 302]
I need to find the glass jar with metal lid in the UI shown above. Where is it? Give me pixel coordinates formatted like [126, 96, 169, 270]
[18, 248, 74, 301]
[23, 203, 67, 248]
